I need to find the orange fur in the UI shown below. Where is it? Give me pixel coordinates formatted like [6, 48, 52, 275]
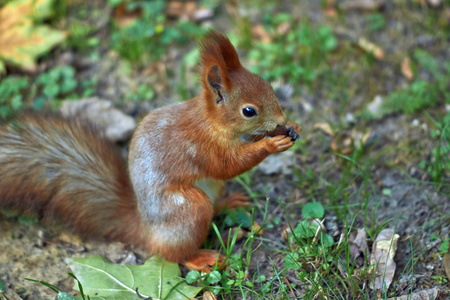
[0, 31, 300, 270]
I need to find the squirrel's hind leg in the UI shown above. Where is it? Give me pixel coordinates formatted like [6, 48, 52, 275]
[214, 193, 249, 214]
[142, 185, 224, 270]
[183, 249, 226, 273]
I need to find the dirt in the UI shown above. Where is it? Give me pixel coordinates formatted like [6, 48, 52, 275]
[1, 1, 449, 299]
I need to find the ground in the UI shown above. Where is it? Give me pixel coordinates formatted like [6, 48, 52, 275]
[0, 0, 449, 299]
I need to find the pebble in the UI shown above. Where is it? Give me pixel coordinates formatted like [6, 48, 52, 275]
[61, 97, 137, 142]
[366, 95, 384, 116]
[258, 151, 295, 175]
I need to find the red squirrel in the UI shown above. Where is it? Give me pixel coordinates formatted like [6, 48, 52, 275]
[0, 31, 301, 272]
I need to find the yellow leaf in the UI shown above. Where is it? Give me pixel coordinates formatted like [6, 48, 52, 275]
[0, 0, 51, 32]
[0, 0, 66, 72]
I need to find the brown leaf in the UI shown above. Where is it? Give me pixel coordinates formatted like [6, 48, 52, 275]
[220, 227, 245, 243]
[339, 0, 386, 11]
[386, 287, 441, 300]
[443, 252, 450, 283]
[349, 228, 368, 259]
[314, 123, 334, 136]
[369, 228, 399, 292]
[323, 0, 338, 17]
[282, 224, 292, 242]
[166, 1, 213, 21]
[244, 212, 263, 234]
[277, 22, 291, 35]
[331, 129, 372, 155]
[113, 3, 142, 27]
[203, 291, 217, 300]
[251, 24, 271, 43]
[401, 57, 414, 80]
[331, 133, 352, 155]
[357, 38, 385, 60]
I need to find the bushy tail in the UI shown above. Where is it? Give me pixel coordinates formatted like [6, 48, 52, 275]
[0, 115, 142, 245]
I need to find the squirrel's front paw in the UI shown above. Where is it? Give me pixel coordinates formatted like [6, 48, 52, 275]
[266, 135, 294, 153]
[266, 122, 302, 142]
[286, 122, 302, 141]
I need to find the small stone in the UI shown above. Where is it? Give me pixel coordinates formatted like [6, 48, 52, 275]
[258, 151, 294, 175]
[345, 113, 355, 124]
[61, 97, 136, 142]
[367, 95, 384, 117]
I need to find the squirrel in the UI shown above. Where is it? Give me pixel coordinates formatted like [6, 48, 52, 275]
[0, 31, 301, 272]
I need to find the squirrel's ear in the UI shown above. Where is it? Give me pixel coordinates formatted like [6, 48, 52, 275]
[200, 31, 242, 103]
[207, 65, 228, 104]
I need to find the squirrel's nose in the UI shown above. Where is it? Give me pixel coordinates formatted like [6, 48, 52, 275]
[276, 112, 288, 127]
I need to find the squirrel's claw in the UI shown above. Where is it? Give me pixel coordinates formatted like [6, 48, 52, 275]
[215, 193, 249, 213]
[287, 126, 298, 141]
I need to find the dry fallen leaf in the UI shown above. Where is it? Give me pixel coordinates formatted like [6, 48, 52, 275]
[282, 224, 294, 246]
[0, 0, 66, 72]
[349, 228, 368, 259]
[166, 1, 213, 21]
[242, 212, 263, 235]
[113, 3, 142, 27]
[331, 129, 372, 155]
[386, 287, 441, 300]
[323, 0, 338, 17]
[401, 57, 414, 80]
[220, 227, 245, 243]
[314, 123, 334, 136]
[443, 252, 450, 284]
[357, 37, 385, 60]
[251, 24, 272, 43]
[277, 22, 291, 35]
[370, 228, 399, 292]
[203, 291, 217, 300]
[339, 0, 386, 10]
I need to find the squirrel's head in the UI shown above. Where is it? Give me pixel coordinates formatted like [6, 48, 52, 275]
[200, 31, 287, 140]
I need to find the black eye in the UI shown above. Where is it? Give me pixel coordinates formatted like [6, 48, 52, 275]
[242, 107, 257, 118]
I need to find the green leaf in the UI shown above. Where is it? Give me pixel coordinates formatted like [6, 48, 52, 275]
[185, 270, 200, 284]
[294, 220, 316, 239]
[206, 271, 221, 285]
[414, 49, 441, 79]
[284, 252, 301, 270]
[439, 238, 449, 254]
[321, 233, 334, 248]
[66, 255, 201, 300]
[57, 292, 76, 300]
[382, 188, 392, 196]
[18, 214, 38, 224]
[224, 209, 252, 228]
[302, 202, 325, 219]
[0, 278, 4, 292]
[237, 271, 245, 279]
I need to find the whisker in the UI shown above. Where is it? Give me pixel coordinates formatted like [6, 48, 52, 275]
[272, 81, 294, 108]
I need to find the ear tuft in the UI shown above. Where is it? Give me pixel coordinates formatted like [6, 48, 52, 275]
[199, 31, 242, 94]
